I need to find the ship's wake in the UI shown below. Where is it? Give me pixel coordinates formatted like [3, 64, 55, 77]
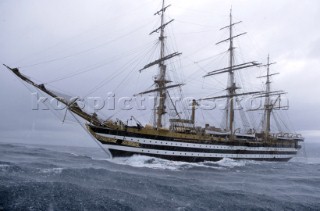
[109, 155, 260, 170]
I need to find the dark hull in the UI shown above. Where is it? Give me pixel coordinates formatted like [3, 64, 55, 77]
[108, 148, 292, 162]
[109, 149, 222, 162]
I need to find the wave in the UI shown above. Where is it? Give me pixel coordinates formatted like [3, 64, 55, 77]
[110, 155, 188, 170]
[39, 167, 64, 174]
[0, 164, 10, 172]
[290, 157, 320, 165]
[109, 155, 259, 170]
[204, 158, 259, 168]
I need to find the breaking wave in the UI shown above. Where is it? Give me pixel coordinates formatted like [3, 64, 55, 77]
[109, 155, 259, 170]
[39, 167, 64, 174]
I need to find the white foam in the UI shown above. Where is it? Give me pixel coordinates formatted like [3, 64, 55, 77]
[90, 157, 110, 161]
[40, 168, 63, 174]
[69, 152, 80, 157]
[110, 155, 179, 170]
[0, 164, 10, 171]
[290, 157, 320, 165]
[215, 158, 251, 167]
[110, 155, 230, 170]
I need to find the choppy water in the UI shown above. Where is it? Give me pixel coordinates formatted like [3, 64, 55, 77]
[0, 142, 320, 210]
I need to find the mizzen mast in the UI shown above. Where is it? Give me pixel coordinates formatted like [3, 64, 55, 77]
[264, 55, 275, 138]
[138, 0, 182, 128]
[256, 55, 286, 139]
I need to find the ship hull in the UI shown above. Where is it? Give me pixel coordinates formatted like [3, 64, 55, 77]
[106, 147, 292, 162]
[108, 148, 223, 162]
[88, 125, 298, 162]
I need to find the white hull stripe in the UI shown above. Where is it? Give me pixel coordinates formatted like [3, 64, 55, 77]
[103, 144, 294, 159]
[96, 133, 297, 152]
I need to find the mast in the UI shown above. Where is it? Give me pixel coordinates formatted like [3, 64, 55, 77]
[191, 99, 198, 124]
[265, 55, 272, 138]
[137, 0, 182, 128]
[203, 8, 260, 139]
[261, 55, 278, 139]
[156, 0, 167, 128]
[227, 8, 235, 136]
[255, 55, 286, 139]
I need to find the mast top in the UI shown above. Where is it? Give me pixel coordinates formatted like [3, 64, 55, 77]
[154, 4, 171, 16]
[258, 55, 278, 80]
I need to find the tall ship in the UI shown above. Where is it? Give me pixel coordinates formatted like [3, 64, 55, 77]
[4, 1, 304, 162]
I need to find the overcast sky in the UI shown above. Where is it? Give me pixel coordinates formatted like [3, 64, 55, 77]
[0, 0, 319, 146]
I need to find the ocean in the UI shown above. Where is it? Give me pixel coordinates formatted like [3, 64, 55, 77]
[0, 141, 319, 210]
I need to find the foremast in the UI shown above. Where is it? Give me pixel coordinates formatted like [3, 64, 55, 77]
[157, 0, 168, 129]
[137, 0, 182, 128]
[203, 8, 260, 139]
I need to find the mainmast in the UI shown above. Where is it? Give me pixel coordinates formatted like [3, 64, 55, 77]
[157, 0, 168, 129]
[203, 8, 260, 139]
[137, 0, 182, 128]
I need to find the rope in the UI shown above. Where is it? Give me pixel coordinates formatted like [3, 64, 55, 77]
[19, 20, 154, 69]
[43, 40, 156, 84]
